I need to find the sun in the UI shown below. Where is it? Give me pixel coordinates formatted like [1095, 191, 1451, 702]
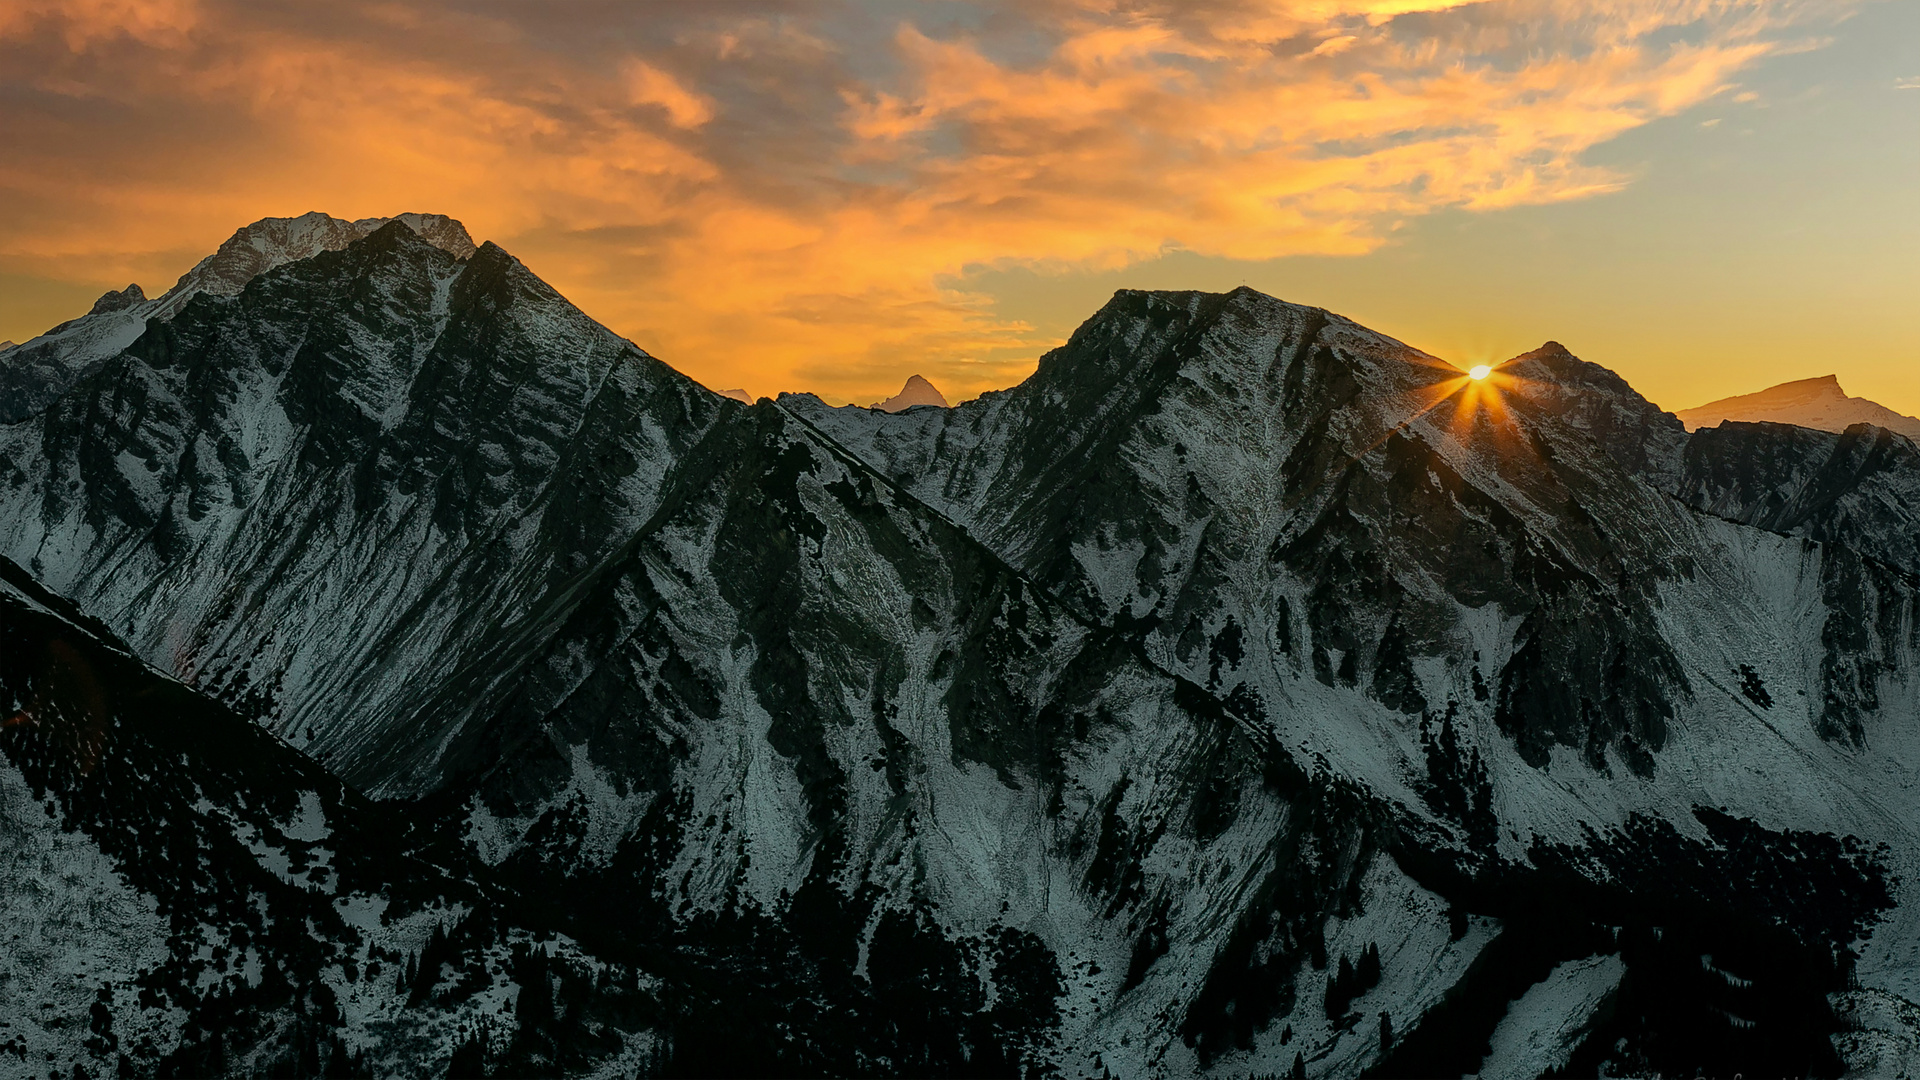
[1468, 364, 1492, 381]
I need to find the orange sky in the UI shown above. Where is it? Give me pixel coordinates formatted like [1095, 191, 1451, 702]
[1, 0, 1915, 412]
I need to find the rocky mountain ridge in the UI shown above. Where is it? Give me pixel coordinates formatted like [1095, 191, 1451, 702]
[3, 218, 1920, 1077]
[0, 212, 475, 424]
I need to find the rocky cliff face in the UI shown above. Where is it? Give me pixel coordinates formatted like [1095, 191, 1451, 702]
[4, 222, 1920, 1078]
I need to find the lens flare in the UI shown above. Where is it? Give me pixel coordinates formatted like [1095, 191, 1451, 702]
[1468, 364, 1492, 381]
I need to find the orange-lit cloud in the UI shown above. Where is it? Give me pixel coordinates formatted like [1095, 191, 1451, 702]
[0, 0, 1853, 403]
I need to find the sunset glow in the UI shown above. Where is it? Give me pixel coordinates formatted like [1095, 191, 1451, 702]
[1468, 365, 1493, 382]
[0, 1, 1914, 411]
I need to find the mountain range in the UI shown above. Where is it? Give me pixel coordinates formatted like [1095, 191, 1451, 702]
[3, 213, 1919, 1079]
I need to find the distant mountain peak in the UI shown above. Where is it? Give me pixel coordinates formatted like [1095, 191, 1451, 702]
[717, 388, 754, 404]
[873, 374, 949, 411]
[87, 283, 146, 316]
[1677, 374, 1919, 440]
[0, 341, 14, 352]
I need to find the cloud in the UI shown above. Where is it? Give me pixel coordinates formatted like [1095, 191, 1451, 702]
[622, 59, 715, 129]
[1897, 76, 1920, 89]
[0, 0, 1854, 403]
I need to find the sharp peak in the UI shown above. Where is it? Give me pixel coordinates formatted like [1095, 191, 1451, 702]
[873, 373, 950, 411]
[87, 283, 147, 316]
[463, 239, 540, 279]
[1511, 340, 1576, 362]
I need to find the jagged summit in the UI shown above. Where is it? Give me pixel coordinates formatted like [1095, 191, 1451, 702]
[872, 373, 948, 411]
[382, 211, 479, 259]
[0, 211, 481, 423]
[155, 210, 477, 317]
[86, 283, 147, 316]
[1677, 374, 1920, 440]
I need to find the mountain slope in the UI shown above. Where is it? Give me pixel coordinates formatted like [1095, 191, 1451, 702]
[1, 554, 670, 1078]
[1677, 374, 1920, 441]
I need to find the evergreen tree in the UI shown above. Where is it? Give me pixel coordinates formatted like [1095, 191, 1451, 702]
[446, 1028, 486, 1079]
[1326, 954, 1357, 1019]
[1289, 1050, 1307, 1080]
[1357, 942, 1381, 990]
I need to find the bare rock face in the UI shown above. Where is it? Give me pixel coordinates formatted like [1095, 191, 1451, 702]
[872, 373, 949, 411]
[1677, 374, 1920, 441]
[2, 229, 1917, 1079]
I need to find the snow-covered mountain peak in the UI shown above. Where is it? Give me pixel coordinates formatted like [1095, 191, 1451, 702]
[1492, 338, 1689, 486]
[1502, 340, 1609, 384]
[0, 211, 484, 423]
[155, 210, 477, 317]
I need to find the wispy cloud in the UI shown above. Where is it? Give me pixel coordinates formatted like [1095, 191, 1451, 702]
[0, 0, 1856, 402]
[1897, 76, 1920, 89]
